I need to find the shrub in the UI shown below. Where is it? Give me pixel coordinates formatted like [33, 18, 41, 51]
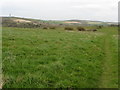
[64, 27, 74, 30]
[97, 26, 103, 29]
[43, 27, 48, 29]
[77, 27, 86, 31]
[87, 29, 97, 32]
[93, 29, 97, 32]
[49, 27, 56, 29]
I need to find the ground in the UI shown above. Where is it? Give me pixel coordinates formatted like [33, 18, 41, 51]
[2, 27, 118, 88]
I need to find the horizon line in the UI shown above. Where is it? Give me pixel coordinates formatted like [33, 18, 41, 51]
[0, 15, 118, 23]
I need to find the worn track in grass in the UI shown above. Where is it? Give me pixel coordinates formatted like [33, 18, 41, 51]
[99, 28, 118, 88]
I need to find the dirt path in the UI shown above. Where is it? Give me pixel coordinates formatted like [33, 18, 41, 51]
[99, 33, 113, 88]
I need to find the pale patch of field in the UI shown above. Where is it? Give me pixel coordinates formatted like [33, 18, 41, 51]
[66, 30, 103, 35]
[66, 31, 75, 32]
[113, 35, 118, 38]
[0, 77, 3, 89]
[88, 22, 102, 24]
[0, 83, 2, 89]
[14, 19, 31, 23]
[64, 21, 81, 24]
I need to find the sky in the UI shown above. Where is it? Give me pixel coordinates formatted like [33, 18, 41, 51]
[0, 0, 119, 22]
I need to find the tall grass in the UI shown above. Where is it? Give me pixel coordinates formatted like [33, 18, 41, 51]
[2, 27, 118, 88]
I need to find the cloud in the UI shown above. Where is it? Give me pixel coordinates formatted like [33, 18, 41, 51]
[72, 5, 101, 9]
[0, 0, 119, 22]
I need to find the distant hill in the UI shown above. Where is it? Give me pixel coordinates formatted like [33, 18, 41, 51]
[1, 17, 55, 28]
[64, 19, 118, 26]
[1, 17, 118, 28]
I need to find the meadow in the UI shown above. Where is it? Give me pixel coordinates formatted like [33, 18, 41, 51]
[2, 26, 118, 88]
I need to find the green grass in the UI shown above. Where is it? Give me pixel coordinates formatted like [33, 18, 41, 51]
[0, 26, 2, 88]
[2, 27, 118, 88]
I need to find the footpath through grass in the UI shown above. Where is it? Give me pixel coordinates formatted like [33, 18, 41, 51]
[99, 27, 118, 88]
[2, 27, 118, 88]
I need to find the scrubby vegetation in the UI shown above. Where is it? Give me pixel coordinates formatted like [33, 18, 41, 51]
[43, 27, 48, 29]
[49, 27, 56, 29]
[77, 27, 86, 31]
[64, 27, 74, 30]
[2, 19, 42, 28]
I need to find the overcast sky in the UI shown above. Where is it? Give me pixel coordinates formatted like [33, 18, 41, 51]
[0, 0, 119, 22]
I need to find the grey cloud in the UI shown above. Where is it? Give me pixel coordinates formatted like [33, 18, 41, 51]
[0, 0, 119, 22]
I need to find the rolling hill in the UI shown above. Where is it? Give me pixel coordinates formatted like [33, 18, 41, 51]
[1, 17, 118, 28]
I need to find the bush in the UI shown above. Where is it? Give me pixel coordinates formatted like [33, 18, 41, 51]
[87, 29, 97, 32]
[97, 26, 103, 29]
[93, 29, 97, 32]
[77, 27, 86, 31]
[64, 27, 74, 30]
[49, 27, 56, 29]
[43, 27, 48, 29]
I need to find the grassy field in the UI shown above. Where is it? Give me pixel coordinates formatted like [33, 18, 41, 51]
[2, 27, 118, 88]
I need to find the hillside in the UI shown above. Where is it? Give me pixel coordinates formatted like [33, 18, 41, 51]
[1, 17, 117, 28]
[65, 20, 118, 26]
